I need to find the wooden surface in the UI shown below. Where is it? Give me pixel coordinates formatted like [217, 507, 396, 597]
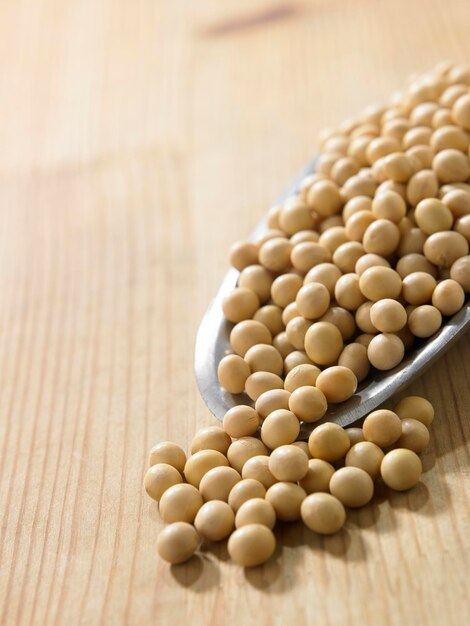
[1, 1, 470, 625]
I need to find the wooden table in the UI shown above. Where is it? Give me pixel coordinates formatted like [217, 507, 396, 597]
[1, 1, 469, 624]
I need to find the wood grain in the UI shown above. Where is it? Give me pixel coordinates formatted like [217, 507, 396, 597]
[0, 1, 469, 624]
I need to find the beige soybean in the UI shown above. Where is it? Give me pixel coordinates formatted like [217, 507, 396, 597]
[289, 385, 328, 423]
[257, 228, 286, 246]
[370, 299, 407, 332]
[296, 283, 331, 320]
[271, 273, 303, 307]
[402, 271, 437, 304]
[299, 459, 335, 494]
[433, 148, 470, 183]
[245, 344, 283, 376]
[227, 437, 268, 473]
[410, 102, 439, 126]
[242, 455, 277, 489]
[355, 301, 377, 333]
[255, 389, 291, 419]
[292, 441, 312, 458]
[407, 145, 434, 169]
[408, 305, 442, 337]
[269, 445, 309, 482]
[366, 136, 401, 163]
[301, 493, 346, 534]
[308, 422, 351, 462]
[223, 405, 260, 439]
[363, 219, 401, 256]
[304, 262, 342, 296]
[442, 189, 470, 218]
[144, 463, 183, 502]
[260, 409, 300, 449]
[343, 195, 372, 220]
[149, 441, 186, 473]
[431, 124, 470, 152]
[406, 169, 439, 207]
[284, 364, 321, 392]
[431, 278, 465, 315]
[456, 215, 470, 241]
[396, 253, 438, 278]
[308, 179, 342, 216]
[368, 333, 405, 370]
[156, 522, 200, 564]
[382, 152, 417, 183]
[194, 501, 235, 542]
[235, 498, 276, 529]
[282, 302, 301, 325]
[267, 205, 282, 228]
[333, 242, 365, 273]
[272, 332, 295, 358]
[218, 354, 251, 394]
[355, 253, 390, 275]
[377, 179, 408, 200]
[223, 287, 260, 323]
[228, 524, 276, 567]
[345, 442, 384, 480]
[199, 466, 241, 502]
[380, 449, 422, 491]
[253, 305, 284, 336]
[245, 372, 284, 401]
[291, 242, 331, 272]
[316, 366, 358, 403]
[286, 316, 312, 350]
[238, 265, 273, 303]
[363, 409, 402, 447]
[451, 255, 470, 291]
[279, 201, 314, 235]
[331, 156, 360, 185]
[359, 267, 402, 301]
[318, 226, 349, 253]
[452, 92, 470, 129]
[372, 190, 406, 223]
[433, 108, 454, 128]
[259, 237, 292, 272]
[191, 426, 232, 456]
[266, 482, 307, 522]
[320, 215, 345, 233]
[396, 418, 430, 453]
[228, 478, 266, 512]
[345, 427, 366, 446]
[290, 229, 320, 245]
[159, 484, 204, 524]
[284, 350, 313, 373]
[320, 306, 356, 340]
[394, 395, 435, 426]
[304, 321, 344, 365]
[329, 467, 374, 508]
[341, 173, 377, 201]
[338, 343, 371, 382]
[441, 84, 469, 108]
[356, 333, 376, 347]
[415, 198, 453, 235]
[403, 126, 432, 149]
[230, 320, 272, 357]
[230, 241, 259, 271]
[334, 273, 366, 310]
[345, 210, 376, 242]
[397, 228, 427, 257]
[184, 450, 229, 488]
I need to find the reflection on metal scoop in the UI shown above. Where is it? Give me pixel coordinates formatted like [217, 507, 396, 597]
[195, 158, 470, 437]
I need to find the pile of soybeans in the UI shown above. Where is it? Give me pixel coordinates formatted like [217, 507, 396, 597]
[145, 62, 469, 568]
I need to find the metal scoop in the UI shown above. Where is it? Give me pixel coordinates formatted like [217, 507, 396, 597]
[195, 158, 470, 437]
